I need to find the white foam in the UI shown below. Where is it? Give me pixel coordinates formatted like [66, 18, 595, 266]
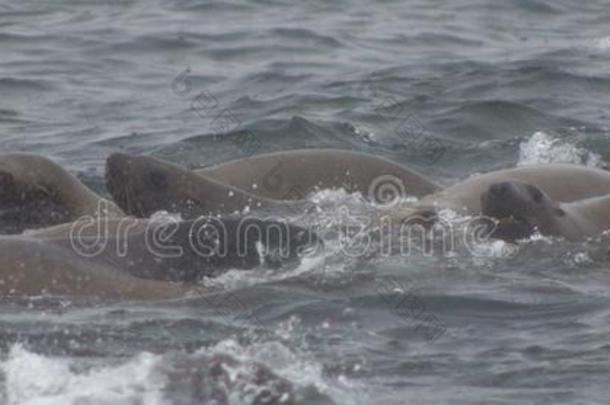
[309, 188, 366, 205]
[593, 36, 610, 50]
[1, 340, 356, 405]
[201, 249, 328, 290]
[1, 345, 164, 405]
[572, 251, 593, 264]
[149, 210, 182, 222]
[468, 239, 520, 259]
[517, 131, 602, 167]
[204, 335, 364, 404]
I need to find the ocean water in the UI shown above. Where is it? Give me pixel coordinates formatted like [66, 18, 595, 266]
[2, 0, 610, 403]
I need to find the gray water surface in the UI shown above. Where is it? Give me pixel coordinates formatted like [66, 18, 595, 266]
[1, 0, 610, 403]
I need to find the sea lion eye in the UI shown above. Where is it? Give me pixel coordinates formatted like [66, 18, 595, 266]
[528, 186, 544, 203]
[149, 172, 168, 189]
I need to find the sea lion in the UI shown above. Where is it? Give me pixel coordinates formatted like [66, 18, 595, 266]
[379, 163, 610, 242]
[0, 237, 198, 299]
[0, 152, 123, 234]
[109, 154, 610, 231]
[105, 153, 311, 219]
[194, 149, 440, 200]
[481, 180, 610, 241]
[0, 216, 320, 297]
[105, 151, 441, 218]
[416, 164, 610, 214]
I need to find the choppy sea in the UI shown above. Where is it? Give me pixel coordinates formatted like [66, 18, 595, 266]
[2, 0, 610, 403]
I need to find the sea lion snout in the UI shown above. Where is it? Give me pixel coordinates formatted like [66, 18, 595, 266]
[482, 181, 533, 218]
[105, 153, 132, 178]
[0, 171, 16, 197]
[481, 181, 548, 241]
[488, 182, 513, 197]
[105, 153, 131, 187]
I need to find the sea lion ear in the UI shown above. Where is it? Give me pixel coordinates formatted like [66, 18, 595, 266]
[555, 207, 566, 216]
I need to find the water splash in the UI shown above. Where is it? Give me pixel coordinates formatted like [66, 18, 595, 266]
[593, 36, 610, 50]
[1, 345, 163, 405]
[517, 131, 602, 167]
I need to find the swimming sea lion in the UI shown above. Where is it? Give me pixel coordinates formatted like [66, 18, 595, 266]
[0, 216, 320, 297]
[0, 237, 199, 299]
[379, 163, 610, 242]
[417, 164, 610, 214]
[109, 154, 610, 233]
[481, 180, 610, 241]
[105, 151, 441, 218]
[0, 152, 123, 234]
[105, 153, 311, 219]
[194, 149, 440, 200]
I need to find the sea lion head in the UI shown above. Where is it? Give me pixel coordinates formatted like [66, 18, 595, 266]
[106, 153, 198, 218]
[0, 153, 73, 233]
[481, 180, 566, 240]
